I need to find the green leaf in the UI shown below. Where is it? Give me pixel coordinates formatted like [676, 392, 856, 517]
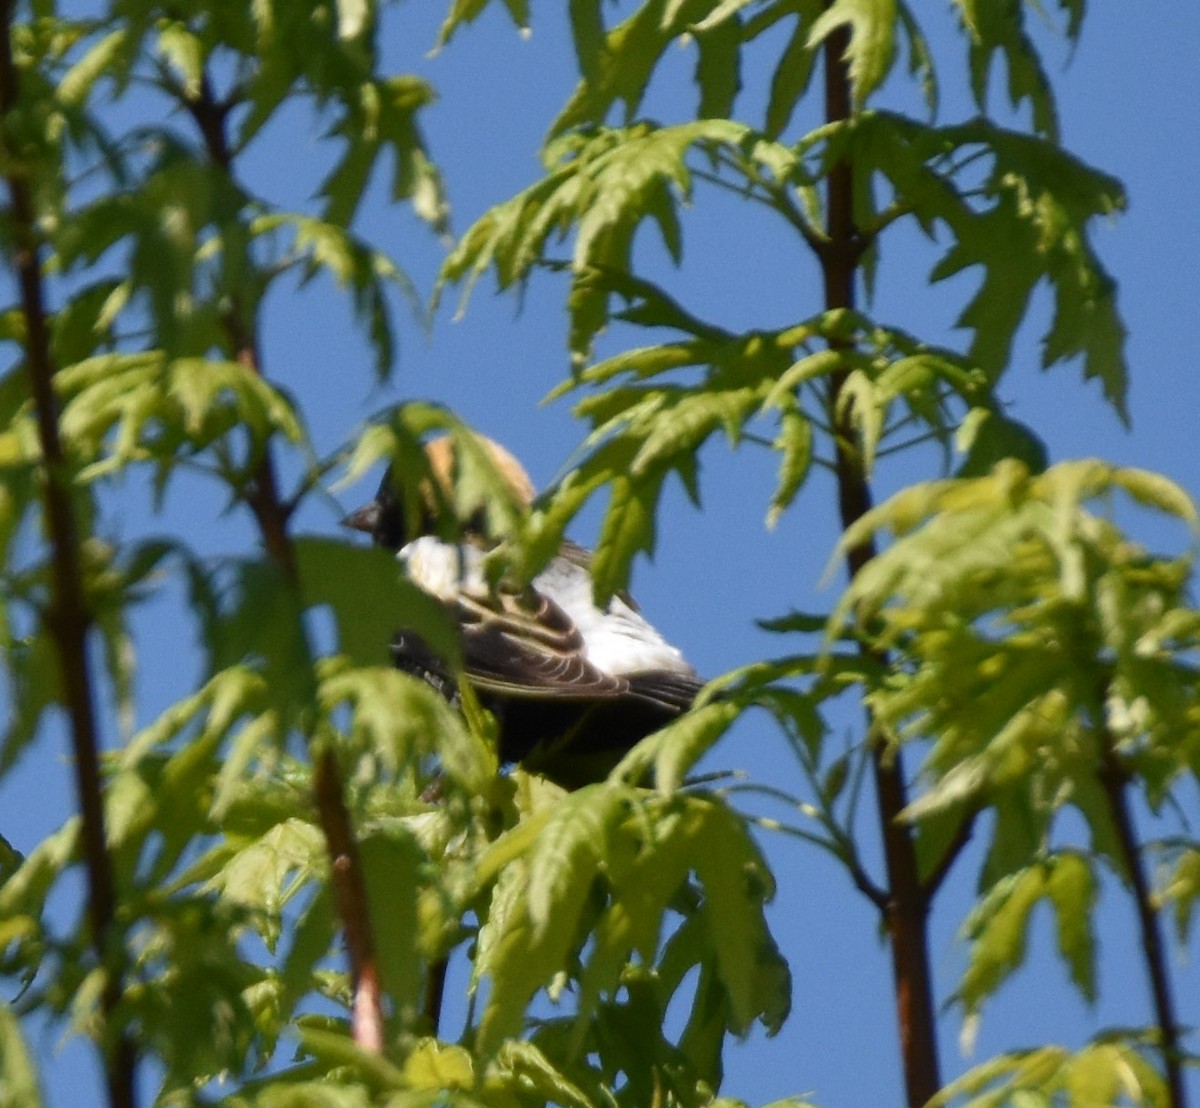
[358, 828, 423, 1016]
[928, 121, 1128, 414]
[254, 212, 419, 380]
[436, 0, 530, 49]
[156, 21, 205, 97]
[756, 610, 829, 635]
[549, 0, 715, 136]
[0, 819, 80, 968]
[955, 408, 1048, 477]
[53, 352, 303, 480]
[317, 660, 495, 792]
[124, 898, 264, 1089]
[525, 785, 632, 936]
[1165, 850, 1200, 942]
[929, 1039, 1169, 1108]
[202, 818, 326, 930]
[958, 855, 1096, 1014]
[474, 856, 554, 1054]
[0, 999, 43, 1107]
[106, 709, 226, 883]
[440, 119, 797, 360]
[295, 1025, 408, 1090]
[764, 4, 824, 138]
[573, 814, 697, 1048]
[336, 0, 371, 40]
[204, 559, 316, 726]
[294, 537, 461, 669]
[790, 112, 1127, 414]
[691, 799, 791, 1036]
[895, 2, 937, 115]
[590, 463, 666, 604]
[341, 403, 533, 548]
[279, 883, 335, 1019]
[1045, 852, 1097, 1004]
[951, 0, 1061, 139]
[807, 0, 897, 108]
[401, 1038, 476, 1092]
[694, 14, 742, 120]
[473, 787, 632, 1051]
[958, 863, 1045, 1012]
[318, 76, 447, 234]
[57, 29, 129, 107]
[492, 1040, 592, 1108]
[615, 699, 741, 794]
[1, 628, 62, 778]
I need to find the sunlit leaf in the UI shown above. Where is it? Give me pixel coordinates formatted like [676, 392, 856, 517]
[807, 0, 897, 107]
[0, 999, 42, 1107]
[951, 0, 1061, 139]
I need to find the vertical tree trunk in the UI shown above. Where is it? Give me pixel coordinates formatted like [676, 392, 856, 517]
[0, 2, 136, 1102]
[820, 23, 942, 1107]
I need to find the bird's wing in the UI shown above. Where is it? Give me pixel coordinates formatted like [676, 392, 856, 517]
[398, 536, 631, 699]
[623, 669, 705, 711]
[451, 586, 634, 700]
[400, 534, 700, 707]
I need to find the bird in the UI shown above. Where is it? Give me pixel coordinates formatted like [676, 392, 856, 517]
[342, 433, 702, 788]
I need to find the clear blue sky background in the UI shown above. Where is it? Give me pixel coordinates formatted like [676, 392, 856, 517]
[4, 4, 1200, 1105]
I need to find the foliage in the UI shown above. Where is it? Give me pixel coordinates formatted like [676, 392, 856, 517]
[1, 2, 1197, 1108]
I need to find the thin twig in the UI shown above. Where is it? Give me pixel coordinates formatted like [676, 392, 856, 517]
[859, 194, 921, 240]
[765, 816, 889, 910]
[741, 752, 891, 910]
[875, 427, 954, 460]
[725, 780, 885, 905]
[0, 4, 136, 1104]
[691, 161, 830, 260]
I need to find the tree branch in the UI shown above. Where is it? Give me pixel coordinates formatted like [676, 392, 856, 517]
[180, 65, 387, 1054]
[424, 955, 449, 1037]
[314, 746, 384, 1051]
[0, 4, 136, 1104]
[820, 17, 942, 1105]
[1099, 744, 1188, 1108]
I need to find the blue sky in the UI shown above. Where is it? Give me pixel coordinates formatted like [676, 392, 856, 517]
[4, 4, 1200, 1104]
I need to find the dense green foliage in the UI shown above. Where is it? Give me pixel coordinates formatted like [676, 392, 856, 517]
[1, 2, 1196, 1106]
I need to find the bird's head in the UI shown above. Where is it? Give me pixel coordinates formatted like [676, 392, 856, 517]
[342, 433, 535, 550]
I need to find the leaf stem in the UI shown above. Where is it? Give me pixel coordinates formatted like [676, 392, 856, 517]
[692, 160, 829, 258]
[820, 17, 942, 1105]
[0, 4, 136, 1103]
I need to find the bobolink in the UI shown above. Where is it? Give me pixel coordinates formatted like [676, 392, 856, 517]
[343, 434, 701, 787]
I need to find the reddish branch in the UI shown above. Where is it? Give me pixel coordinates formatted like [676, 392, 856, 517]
[0, 3, 136, 1104]
[820, 22, 942, 1106]
[313, 749, 385, 1051]
[182, 71, 387, 1052]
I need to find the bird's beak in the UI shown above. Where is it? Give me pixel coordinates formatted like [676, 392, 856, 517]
[341, 501, 380, 535]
